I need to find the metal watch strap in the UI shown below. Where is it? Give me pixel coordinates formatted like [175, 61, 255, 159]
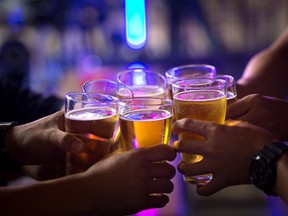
[0, 122, 21, 172]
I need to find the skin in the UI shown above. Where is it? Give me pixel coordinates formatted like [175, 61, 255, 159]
[4, 111, 86, 180]
[1, 145, 176, 216]
[236, 26, 288, 99]
[172, 118, 275, 196]
[1, 111, 177, 215]
[226, 94, 288, 141]
[275, 154, 288, 203]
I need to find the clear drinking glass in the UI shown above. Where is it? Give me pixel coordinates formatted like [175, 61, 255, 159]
[117, 68, 167, 98]
[165, 64, 216, 99]
[65, 92, 119, 175]
[172, 78, 227, 185]
[118, 97, 173, 151]
[82, 79, 134, 99]
[216, 74, 237, 105]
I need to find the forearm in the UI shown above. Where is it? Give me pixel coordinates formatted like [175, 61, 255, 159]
[237, 27, 288, 98]
[274, 153, 288, 203]
[0, 174, 97, 216]
[237, 48, 288, 98]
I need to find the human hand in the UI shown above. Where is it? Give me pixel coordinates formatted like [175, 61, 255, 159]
[5, 111, 86, 178]
[81, 144, 176, 215]
[226, 94, 288, 140]
[172, 118, 274, 196]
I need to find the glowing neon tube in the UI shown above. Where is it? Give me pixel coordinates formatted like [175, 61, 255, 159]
[125, 0, 147, 49]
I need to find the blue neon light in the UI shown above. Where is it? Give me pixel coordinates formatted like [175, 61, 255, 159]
[125, 0, 147, 49]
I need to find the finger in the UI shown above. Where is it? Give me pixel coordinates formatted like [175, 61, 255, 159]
[226, 96, 252, 119]
[148, 179, 174, 194]
[54, 111, 65, 131]
[143, 145, 176, 162]
[173, 139, 206, 155]
[173, 118, 214, 138]
[52, 131, 85, 153]
[177, 160, 213, 177]
[147, 194, 169, 209]
[196, 175, 227, 196]
[150, 162, 176, 179]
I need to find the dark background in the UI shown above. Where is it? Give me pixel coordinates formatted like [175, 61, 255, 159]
[0, 0, 287, 96]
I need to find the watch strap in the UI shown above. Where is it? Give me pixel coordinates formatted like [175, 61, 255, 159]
[251, 142, 288, 196]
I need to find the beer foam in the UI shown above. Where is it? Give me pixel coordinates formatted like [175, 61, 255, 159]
[174, 90, 225, 101]
[66, 107, 117, 120]
[120, 109, 172, 122]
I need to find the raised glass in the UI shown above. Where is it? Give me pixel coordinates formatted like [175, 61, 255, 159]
[65, 92, 119, 175]
[118, 97, 173, 151]
[172, 78, 227, 185]
[117, 68, 167, 98]
[165, 64, 216, 99]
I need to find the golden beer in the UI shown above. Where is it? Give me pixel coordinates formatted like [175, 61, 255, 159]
[65, 107, 118, 175]
[174, 90, 227, 184]
[119, 109, 172, 150]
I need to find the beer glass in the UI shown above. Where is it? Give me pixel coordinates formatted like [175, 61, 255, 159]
[172, 78, 227, 185]
[82, 79, 134, 152]
[216, 74, 237, 105]
[165, 64, 216, 99]
[118, 97, 173, 151]
[117, 68, 167, 98]
[82, 79, 134, 99]
[65, 92, 119, 175]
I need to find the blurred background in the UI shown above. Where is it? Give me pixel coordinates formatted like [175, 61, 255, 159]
[1, 0, 288, 215]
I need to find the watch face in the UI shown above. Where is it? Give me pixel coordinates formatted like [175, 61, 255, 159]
[251, 155, 276, 191]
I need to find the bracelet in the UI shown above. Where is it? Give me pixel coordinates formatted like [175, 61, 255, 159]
[0, 122, 22, 172]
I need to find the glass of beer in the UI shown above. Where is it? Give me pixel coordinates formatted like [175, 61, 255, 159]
[117, 68, 167, 98]
[172, 78, 227, 185]
[82, 79, 134, 152]
[65, 92, 119, 175]
[83, 79, 134, 99]
[165, 64, 216, 99]
[118, 97, 173, 151]
[216, 74, 237, 105]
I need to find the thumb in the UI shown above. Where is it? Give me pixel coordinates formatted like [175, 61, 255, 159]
[52, 130, 85, 153]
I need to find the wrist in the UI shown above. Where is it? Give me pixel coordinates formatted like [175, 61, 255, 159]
[250, 142, 288, 196]
[0, 122, 21, 172]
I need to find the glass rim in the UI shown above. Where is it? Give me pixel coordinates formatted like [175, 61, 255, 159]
[165, 64, 216, 79]
[82, 79, 117, 92]
[116, 68, 167, 86]
[65, 91, 119, 104]
[172, 77, 226, 86]
[119, 96, 173, 106]
[216, 74, 235, 86]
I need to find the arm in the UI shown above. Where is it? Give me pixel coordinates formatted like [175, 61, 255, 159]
[0, 145, 176, 216]
[1, 111, 84, 181]
[226, 94, 288, 141]
[237, 26, 288, 98]
[275, 153, 288, 203]
[172, 119, 274, 195]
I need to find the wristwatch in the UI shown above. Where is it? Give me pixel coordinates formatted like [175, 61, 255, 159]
[0, 122, 21, 172]
[250, 142, 288, 196]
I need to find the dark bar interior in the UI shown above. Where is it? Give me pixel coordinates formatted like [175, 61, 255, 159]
[1, 0, 288, 215]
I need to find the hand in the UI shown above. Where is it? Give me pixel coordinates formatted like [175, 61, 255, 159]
[226, 94, 288, 140]
[5, 111, 85, 178]
[81, 144, 177, 215]
[172, 118, 274, 196]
